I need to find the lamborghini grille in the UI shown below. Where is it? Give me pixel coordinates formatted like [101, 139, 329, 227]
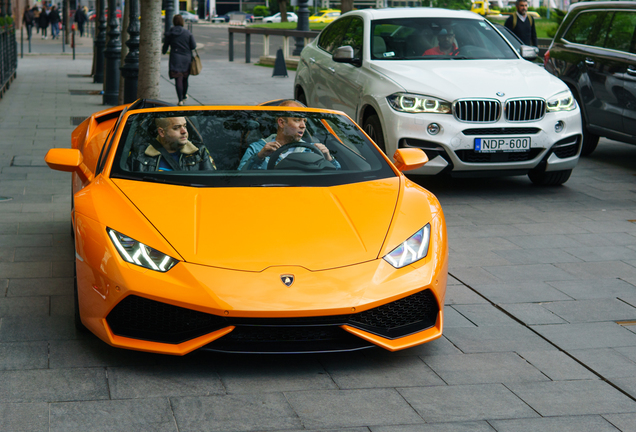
[106, 289, 440, 349]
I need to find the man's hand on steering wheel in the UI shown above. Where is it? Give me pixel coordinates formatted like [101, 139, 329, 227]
[266, 143, 326, 170]
[313, 143, 334, 161]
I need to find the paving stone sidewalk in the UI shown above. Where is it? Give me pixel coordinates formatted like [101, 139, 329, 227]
[1, 52, 636, 431]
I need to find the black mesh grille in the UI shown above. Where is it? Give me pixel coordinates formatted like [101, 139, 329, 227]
[454, 100, 501, 122]
[505, 99, 546, 121]
[106, 295, 227, 344]
[455, 148, 543, 163]
[553, 143, 579, 158]
[462, 127, 541, 136]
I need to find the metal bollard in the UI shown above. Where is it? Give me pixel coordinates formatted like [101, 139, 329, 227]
[72, 25, 75, 60]
[20, 26, 23, 59]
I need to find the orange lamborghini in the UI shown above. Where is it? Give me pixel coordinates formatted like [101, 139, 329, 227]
[44, 100, 448, 355]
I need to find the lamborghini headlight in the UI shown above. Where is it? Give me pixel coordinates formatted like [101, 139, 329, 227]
[387, 93, 452, 114]
[383, 224, 431, 269]
[107, 228, 178, 272]
[547, 91, 576, 112]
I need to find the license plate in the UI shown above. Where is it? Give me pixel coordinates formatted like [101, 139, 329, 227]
[474, 137, 531, 153]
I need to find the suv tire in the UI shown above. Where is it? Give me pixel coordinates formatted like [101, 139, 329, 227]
[363, 114, 386, 153]
[580, 128, 600, 156]
[528, 169, 572, 186]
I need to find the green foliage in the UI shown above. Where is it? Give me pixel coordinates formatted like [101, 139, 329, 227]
[253, 5, 270, 17]
[0, 16, 5, 26]
[432, 0, 472, 11]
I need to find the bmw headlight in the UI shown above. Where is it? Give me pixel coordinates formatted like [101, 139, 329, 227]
[107, 228, 178, 272]
[547, 91, 576, 112]
[387, 93, 452, 114]
[383, 224, 431, 269]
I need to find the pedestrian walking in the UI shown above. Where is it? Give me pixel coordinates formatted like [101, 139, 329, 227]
[32, 5, 40, 34]
[49, 5, 61, 40]
[39, 5, 49, 39]
[74, 3, 87, 37]
[22, 6, 35, 40]
[162, 14, 197, 106]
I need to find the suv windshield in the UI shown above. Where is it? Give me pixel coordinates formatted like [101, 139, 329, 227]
[371, 17, 518, 60]
[111, 109, 395, 187]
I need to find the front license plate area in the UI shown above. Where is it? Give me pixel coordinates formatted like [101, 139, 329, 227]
[475, 137, 531, 153]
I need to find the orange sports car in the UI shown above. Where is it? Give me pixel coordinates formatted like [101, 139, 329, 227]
[44, 100, 448, 355]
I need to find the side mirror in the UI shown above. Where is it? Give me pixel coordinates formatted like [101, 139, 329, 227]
[333, 46, 361, 66]
[520, 45, 538, 60]
[393, 148, 428, 172]
[45, 148, 93, 182]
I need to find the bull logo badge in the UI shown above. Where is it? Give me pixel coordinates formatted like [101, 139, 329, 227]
[281, 274, 295, 287]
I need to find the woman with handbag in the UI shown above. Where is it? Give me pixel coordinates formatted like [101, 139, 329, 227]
[162, 15, 197, 106]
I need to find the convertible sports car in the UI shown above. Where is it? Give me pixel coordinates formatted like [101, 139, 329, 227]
[45, 100, 448, 355]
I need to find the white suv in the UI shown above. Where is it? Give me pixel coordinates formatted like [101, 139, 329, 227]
[294, 8, 583, 185]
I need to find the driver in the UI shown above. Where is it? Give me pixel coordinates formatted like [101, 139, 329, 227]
[132, 116, 216, 172]
[238, 100, 340, 170]
[423, 28, 459, 56]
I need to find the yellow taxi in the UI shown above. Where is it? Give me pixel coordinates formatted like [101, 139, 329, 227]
[309, 9, 341, 23]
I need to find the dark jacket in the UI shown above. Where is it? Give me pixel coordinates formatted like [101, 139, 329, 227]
[74, 8, 87, 24]
[131, 140, 216, 172]
[162, 26, 196, 74]
[49, 8, 61, 25]
[504, 13, 537, 47]
[38, 9, 49, 27]
[23, 9, 34, 25]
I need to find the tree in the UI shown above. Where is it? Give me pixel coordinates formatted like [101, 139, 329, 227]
[138, 0, 162, 99]
[341, 0, 355, 13]
[279, 0, 288, 22]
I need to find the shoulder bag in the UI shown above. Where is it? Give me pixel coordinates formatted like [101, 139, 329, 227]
[190, 49, 202, 76]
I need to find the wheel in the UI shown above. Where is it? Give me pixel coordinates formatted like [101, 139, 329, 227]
[528, 169, 572, 186]
[363, 114, 386, 153]
[580, 128, 599, 156]
[267, 143, 325, 170]
[73, 260, 88, 332]
[296, 89, 307, 107]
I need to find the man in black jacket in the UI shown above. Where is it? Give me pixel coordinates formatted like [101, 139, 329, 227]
[504, 0, 537, 47]
[132, 117, 216, 172]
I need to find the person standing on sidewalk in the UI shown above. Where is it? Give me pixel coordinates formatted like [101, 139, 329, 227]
[49, 5, 61, 40]
[22, 6, 35, 41]
[162, 14, 197, 106]
[74, 3, 87, 37]
[39, 5, 50, 39]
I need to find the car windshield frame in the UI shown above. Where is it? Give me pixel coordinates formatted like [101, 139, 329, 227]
[109, 108, 397, 188]
[370, 17, 519, 60]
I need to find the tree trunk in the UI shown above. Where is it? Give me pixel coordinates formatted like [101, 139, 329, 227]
[118, 0, 130, 105]
[340, 0, 354, 13]
[65, 0, 71, 44]
[137, 0, 162, 100]
[279, 0, 288, 22]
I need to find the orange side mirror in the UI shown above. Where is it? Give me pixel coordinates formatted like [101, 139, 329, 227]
[393, 148, 428, 172]
[45, 148, 93, 182]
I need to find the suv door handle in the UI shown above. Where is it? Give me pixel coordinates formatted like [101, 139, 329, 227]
[309, 58, 316, 63]
[584, 58, 595, 66]
[328, 67, 336, 74]
[627, 66, 636, 76]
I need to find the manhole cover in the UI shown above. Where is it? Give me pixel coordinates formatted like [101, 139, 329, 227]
[69, 89, 102, 95]
[71, 116, 88, 126]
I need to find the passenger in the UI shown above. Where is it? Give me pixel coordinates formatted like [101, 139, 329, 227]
[423, 28, 459, 56]
[132, 116, 216, 172]
[238, 100, 340, 170]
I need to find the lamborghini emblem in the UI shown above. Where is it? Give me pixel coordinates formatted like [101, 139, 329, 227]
[281, 274, 295, 287]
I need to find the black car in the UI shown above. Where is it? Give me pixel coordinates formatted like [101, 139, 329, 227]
[545, 1, 636, 156]
[220, 11, 254, 23]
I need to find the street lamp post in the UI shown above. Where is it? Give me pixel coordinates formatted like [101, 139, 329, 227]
[164, 0, 174, 35]
[121, 0, 140, 103]
[293, 0, 310, 56]
[102, 0, 121, 105]
[94, 0, 107, 83]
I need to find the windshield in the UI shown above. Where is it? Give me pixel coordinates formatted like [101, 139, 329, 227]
[371, 17, 518, 60]
[110, 109, 396, 187]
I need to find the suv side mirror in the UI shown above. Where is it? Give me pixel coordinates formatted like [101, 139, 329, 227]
[333, 46, 362, 66]
[520, 45, 538, 60]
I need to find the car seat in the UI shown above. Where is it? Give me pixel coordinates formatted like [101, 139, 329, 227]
[373, 36, 386, 58]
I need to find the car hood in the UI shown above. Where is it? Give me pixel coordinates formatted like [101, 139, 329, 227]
[370, 59, 568, 100]
[113, 178, 403, 272]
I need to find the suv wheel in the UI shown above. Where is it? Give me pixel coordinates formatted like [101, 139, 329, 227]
[296, 90, 307, 107]
[528, 169, 572, 186]
[363, 114, 386, 153]
[580, 128, 600, 156]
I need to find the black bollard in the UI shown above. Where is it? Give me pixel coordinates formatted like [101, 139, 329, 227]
[121, 0, 140, 103]
[272, 48, 288, 78]
[103, 0, 121, 105]
[94, 0, 107, 83]
[293, 0, 310, 56]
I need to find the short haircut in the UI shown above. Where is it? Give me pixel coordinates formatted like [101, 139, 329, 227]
[155, 117, 172, 130]
[173, 14, 185, 27]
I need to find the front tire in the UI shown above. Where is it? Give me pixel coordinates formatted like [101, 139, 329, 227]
[580, 128, 599, 156]
[73, 260, 87, 332]
[296, 89, 307, 107]
[528, 169, 572, 186]
[363, 114, 386, 153]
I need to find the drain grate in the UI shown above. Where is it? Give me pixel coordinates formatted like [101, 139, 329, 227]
[70, 116, 88, 126]
[67, 74, 92, 78]
[69, 89, 102, 95]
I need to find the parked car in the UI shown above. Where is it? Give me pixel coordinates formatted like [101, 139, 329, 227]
[263, 12, 298, 23]
[43, 100, 448, 355]
[179, 10, 199, 23]
[221, 11, 255, 23]
[309, 9, 341, 23]
[295, 8, 583, 185]
[544, 1, 636, 156]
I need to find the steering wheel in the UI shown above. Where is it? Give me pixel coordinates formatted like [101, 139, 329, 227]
[266, 143, 325, 170]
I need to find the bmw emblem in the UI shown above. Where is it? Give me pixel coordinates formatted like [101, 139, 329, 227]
[496, 92, 505, 97]
[281, 274, 295, 287]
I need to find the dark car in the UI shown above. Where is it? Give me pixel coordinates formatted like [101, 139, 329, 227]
[544, 1, 636, 156]
[221, 11, 254, 23]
